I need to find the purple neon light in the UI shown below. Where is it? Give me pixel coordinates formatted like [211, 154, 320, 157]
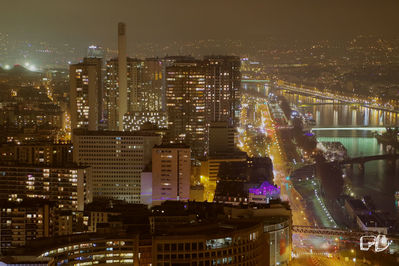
[249, 181, 280, 196]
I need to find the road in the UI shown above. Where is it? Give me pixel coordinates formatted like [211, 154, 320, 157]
[238, 95, 313, 227]
[239, 95, 364, 265]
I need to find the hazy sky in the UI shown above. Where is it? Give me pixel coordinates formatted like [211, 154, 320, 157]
[2, 0, 399, 46]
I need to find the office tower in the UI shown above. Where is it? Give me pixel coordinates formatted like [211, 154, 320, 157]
[105, 57, 165, 131]
[69, 57, 102, 131]
[164, 56, 241, 158]
[104, 58, 119, 130]
[165, 58, 206, 158]
[118, 22, 128, 131]
[140, 58, 164, 112]
[151, 144, 191, 205]
[123, 111, 167, 131]
[204, 56, 241, 126]
[208, 121, 236, 156]
[72, 130, 161, 203]
[0, 163, 92, 211]
[105, 57, 141, 130]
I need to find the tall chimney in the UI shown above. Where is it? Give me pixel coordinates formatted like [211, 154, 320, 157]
[118, 22, 127, 131]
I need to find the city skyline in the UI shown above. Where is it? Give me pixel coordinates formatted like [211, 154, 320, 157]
[1, 2, 399, 265]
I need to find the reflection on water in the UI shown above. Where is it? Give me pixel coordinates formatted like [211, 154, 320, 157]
[317, 134, 399, 213]
[282, 91, 399, 127]
[280, 91, 399, 213]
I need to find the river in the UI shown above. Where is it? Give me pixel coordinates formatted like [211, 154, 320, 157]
[280, 90, 399, 214]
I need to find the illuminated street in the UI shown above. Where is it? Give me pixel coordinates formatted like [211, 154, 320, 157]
[238, 93, 376, 265]
[238, 94, 313, 227]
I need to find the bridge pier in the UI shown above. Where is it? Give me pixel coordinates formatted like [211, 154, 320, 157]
[340, 154, 399, 176]
[344, 164, 353, 175]
[358, 163, 365, 176]
[387, 158, 397, 173]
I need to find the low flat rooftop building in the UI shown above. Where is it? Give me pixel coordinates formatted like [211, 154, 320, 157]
[345, 198, 369, 220]
[357, 214, 388, 235]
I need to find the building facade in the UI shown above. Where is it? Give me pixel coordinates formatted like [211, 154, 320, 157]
[72, 130, 161, 203]
[165, 59, 206, 158]
[123, 111, 167, 132]
[152, 144, 191, 205]
[33, 201, 291, 266]
[105, 57, 141, 130]
[0, 164, 91, 211]
[0, 142, 73, 166]
[105, 57, 164, 131]
[208, 121, 236, 156]
[204, 56, 241, 127]
[69, 57, 102, 131]
[164, 56, 241, 159]
[0, 200, 51, 249]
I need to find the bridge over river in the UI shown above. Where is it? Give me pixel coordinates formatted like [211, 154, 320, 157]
[311, 126, 387, 132]
[290, 153, 399, 178]
[293, 225, 399, 241]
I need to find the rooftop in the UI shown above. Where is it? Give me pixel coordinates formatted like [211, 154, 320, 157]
[357, 213, 386, 228]
[0, 161, 89, 169]
[346, 198, 368, 212]
[73, 129, 159, 137]
[153, 143, 190, 149]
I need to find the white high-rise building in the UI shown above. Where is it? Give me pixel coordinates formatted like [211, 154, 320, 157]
[152, 144, 191, 205]
[73, 130, 161, 203]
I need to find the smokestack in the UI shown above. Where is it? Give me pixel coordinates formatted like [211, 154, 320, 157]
[118, 22, 127, 131]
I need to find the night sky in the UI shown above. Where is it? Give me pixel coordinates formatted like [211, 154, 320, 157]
[2, 0, 399, 46]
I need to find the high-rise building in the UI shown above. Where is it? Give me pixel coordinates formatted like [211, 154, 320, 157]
[164, 56, 241, 158]
[140, 58, 164, 112]
[151, 144, 191, 205]
[105, 57, 165, 131]
[105, 57, 141, 130]
[69, 57, 102, 131]
[104, 58, 119, 131]
[117, 22, 128, 131]
[204, 56, 241, 126]
[123, 111, 167, 131]
[0, 163, 91, 211]
[165, 58, 206, 157]
[72, 130, 162, 203]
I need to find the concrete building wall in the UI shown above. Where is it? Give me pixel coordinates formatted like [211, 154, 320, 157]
[141, 171, 153, 205]
[152, 145, 191, 204]
[73, 131, 161, 203]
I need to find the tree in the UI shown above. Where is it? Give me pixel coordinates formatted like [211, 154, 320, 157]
[315, 154, 344, 200]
